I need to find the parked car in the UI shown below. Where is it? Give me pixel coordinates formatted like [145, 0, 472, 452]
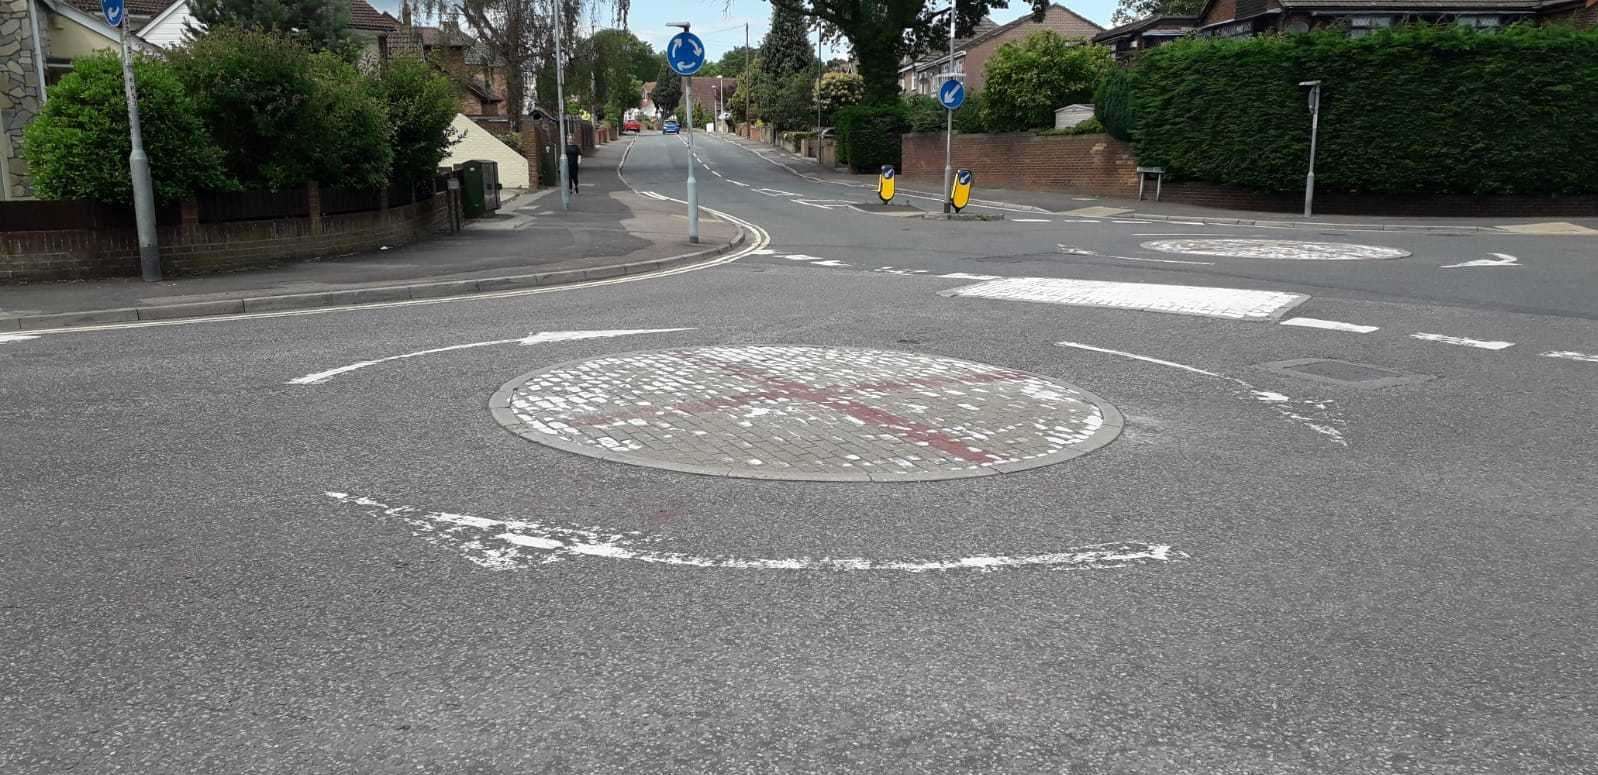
[662, 120, 680, 135]
[623, 118, 641, 134]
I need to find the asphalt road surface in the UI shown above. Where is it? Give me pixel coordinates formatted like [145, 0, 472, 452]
[4, 133, 1595, 774]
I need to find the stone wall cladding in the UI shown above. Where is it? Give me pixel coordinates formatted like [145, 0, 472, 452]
[1, 196, 455, 283]
[900, 132, 1141, 198]
[1, 0, 46, 199]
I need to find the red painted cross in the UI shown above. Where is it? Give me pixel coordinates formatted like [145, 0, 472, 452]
[555, 352, 1032, 465]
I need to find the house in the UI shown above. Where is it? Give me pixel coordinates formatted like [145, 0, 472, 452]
[405, 24, 509, 121]
[1092, 14, 1201, 61]
[897, 4, 1103, 97]
[1193, 0, 1596, 38]
[639, 81, 656, 118]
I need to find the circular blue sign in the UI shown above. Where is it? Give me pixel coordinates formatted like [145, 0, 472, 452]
[668, 32, 706, 76]
[938, 78, 966, 110]
[102, 0, 125, 27]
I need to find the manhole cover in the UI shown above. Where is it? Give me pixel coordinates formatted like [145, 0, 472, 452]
[492, 346, 1122, 481]
[1257, 358, 1434, 389]
[1141, 239, 1410, 261]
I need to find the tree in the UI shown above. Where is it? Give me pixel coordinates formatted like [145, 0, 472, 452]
[169, 28, 320, 188]
[379, 55, 463, 188]
[300, 53, 393, 189]
[23, 53, 230, 204]
[651, 59, 682, 117]
[1111, 0, 1204, 25]
[814, 70, 863, 113]
[981, 30, 1111, 131]
[761, 0, 815, 79]
[187, 0, 352, 52]
[716, 46, 756, 76]
[771, 0, 1048, 106]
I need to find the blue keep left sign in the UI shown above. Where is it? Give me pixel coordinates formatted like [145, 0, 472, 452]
[938, 78, 966, 110]
[102, 0, 125, 27]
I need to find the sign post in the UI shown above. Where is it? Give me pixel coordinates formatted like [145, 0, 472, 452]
[554, 3, 570, 210]
[667, 25, 705, 243]
[107, 0, 160, 281]
[877, 165, 895, 204]
[939, 0, 958, 213]
[1300, 80, 1322, 217]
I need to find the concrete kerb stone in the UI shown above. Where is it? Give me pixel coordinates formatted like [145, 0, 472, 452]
[3, 228, 747, 331]
[923, 212, 1006, 222]
[1129, 211, 1500, 234]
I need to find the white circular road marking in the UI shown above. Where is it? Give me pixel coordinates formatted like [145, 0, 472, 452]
[1141, 239, 1410, 261]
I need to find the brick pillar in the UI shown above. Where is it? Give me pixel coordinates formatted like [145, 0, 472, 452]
[306, 181, 322, 236]
[521, 124, 540, 189]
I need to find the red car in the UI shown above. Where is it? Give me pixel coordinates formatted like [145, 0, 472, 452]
[622, 119, 641, 134]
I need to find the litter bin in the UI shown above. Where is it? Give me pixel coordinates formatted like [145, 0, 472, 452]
[456, 160, 501, 218]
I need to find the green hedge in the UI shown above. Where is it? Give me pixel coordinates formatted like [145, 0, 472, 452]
[836, 103, 908, 172]
[1131, 24, 1598, 195]
[1093, 67, 1135, 142]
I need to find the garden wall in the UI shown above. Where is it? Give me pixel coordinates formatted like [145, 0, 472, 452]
[1, 188, 459, 283]
[900, 132, 1140, 198]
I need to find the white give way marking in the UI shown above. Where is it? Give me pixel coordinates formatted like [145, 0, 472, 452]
[288, 328, 693, 385]
[1440, 253, 1521, 269]
[326, 492, 1183, 573]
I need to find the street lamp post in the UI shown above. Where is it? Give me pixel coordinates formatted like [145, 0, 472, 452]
[1300, 80, 1322, 217]
[942, 1, 956, 213]
[668, 22, 699, 243]
[554, 4, 570, 210]
[117, 12, 160, 281]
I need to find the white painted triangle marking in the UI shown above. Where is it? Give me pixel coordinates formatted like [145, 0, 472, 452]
[1441, 253, 1520, 269]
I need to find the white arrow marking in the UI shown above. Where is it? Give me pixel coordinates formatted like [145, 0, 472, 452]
[1410, 332, 1514, 350]
[1543, 350, 1598, 363]
[326, 492, 1182, 573]
[0, 333, 41, 344]
[1440, 253, 1521, 269]
[288, 328, 693, 385]
[1279, 317, 1380, 334]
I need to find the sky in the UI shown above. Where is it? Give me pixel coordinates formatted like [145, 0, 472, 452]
[371, 1, 1120, 63]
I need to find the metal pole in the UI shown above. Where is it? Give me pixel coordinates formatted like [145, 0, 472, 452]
[942, 0, 955, 213]
[685, 74, 698, 243]
[814, 24, 822, 142]
[555, 4, 570, 210]
[744, 23, 750, 131]
[1304, 83, 1320, 217]
[120, 17, 160, 281]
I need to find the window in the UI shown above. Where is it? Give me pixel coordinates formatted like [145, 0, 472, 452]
[1347, 15, 1393, 38]
[1456, 15, 1502, 28]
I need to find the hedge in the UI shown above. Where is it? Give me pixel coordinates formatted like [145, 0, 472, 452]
[1093, 67, 1135, 143]
[836, 103, 909, 172]
[1131, 24, 1598, 195]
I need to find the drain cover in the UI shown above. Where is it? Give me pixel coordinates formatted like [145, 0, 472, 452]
[1256, 358, 1434, 389]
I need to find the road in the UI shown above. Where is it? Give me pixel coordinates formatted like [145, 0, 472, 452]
[3, 132, 1595, 774]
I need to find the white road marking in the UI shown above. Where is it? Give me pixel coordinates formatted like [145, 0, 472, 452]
[639, 191, 668, 200]
[1280, 317, 1381, 334]
[754, 188, 799, 197]
[0, 333, 41, 343]
[288, 328, 694, 385]
[1440, 253, 1521, 269]
[948, 277, 1306, 321]
[1543, 350, 1598, 363]
[750, 248, 777, 255]
[729, 180, 748, 186]
[1056, 341, 1347, 446]
[783, 254, 825, 261]
[810, 259, 849, 267]
[938, 272, 1002, 280]
[1410, 333, 1514, 350]
[1057, 244, 1214, 266]
[1013, 218, 1052, 223]
[1143, 239, 1410, 261]
[327, 492, 1182, 573]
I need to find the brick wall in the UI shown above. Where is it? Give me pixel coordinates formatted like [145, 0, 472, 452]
[1, 194, 457, 283]
[900, 132, 1140, 198]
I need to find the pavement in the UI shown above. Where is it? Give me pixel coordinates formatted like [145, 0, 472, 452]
[0, 142, 740, 328]
[3, 130, 1596, 773]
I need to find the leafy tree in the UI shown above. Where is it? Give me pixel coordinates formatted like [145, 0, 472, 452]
[814, 70, 863, 114]
[716, 46, 757, 77]
[981, 31, 1111, 131]
[379, 55, 463, 188]
[300, 53, 393, 189]
[23, 53, 230, 204]
[169, 28, 319, 188]
[772, 0, 1048, 106]
[650, 58, 682, 116]
[187, 0, 352, 53]
[1111, 0, 1204, 25]
[761, 1, 816, 79]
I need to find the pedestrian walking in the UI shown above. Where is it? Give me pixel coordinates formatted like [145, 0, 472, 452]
[565, 143, 581, 194]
